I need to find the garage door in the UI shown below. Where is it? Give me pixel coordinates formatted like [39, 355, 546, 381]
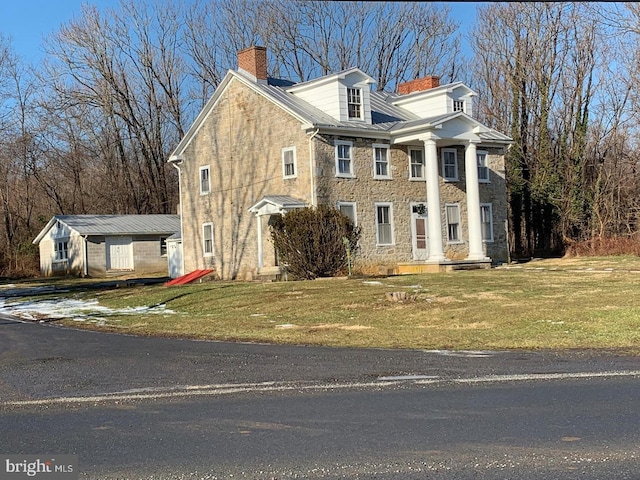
[106, 236, 133, 270]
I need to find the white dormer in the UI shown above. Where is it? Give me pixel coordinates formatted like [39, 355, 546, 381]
[392, 77, 477, 119]
[286, 68, 376, 124]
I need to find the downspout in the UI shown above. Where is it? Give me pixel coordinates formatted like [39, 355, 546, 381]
[82, 235, 89, 277]
[308, 128, 320, 206]
[170, 156, 185, 276]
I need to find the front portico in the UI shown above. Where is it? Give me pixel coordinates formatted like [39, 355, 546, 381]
[391, 112, 508, 270]
[248, 195, 308, 278]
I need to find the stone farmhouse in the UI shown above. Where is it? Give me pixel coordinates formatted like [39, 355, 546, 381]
[169, 46, 512, 280]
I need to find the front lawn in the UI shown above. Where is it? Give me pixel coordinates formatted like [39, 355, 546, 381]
[3, 256, 640, 352]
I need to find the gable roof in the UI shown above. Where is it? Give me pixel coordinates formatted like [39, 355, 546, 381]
[33, 214, 181, 244]
[169, 68, 511, 160]
[248, 195, 308, 215]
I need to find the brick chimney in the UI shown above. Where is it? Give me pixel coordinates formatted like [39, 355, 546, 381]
[397, 75, 440, 95]
[238, 46, 268, 83]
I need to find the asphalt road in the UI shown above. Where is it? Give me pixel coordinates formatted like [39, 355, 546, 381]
[1, 315, 640, 479]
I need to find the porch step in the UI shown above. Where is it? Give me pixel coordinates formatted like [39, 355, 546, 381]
[396, 260, 491, 275]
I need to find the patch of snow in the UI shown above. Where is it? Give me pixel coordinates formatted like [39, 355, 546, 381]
[362, 281, 383, 285]
[275, 324, 296, 329]
[0, 298, 175, 323]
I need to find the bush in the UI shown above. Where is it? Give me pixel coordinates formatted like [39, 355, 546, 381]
[270, 205, 360, 280]
[564, 236, 640, 257]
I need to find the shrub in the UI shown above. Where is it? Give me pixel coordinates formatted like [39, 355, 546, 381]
[564, 235, 640, 257]
[269, 205, 360, 280]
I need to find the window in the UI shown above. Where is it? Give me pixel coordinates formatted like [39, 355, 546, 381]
[335, 141, 354, 177]
[442, 148, 458, 181]
[480, 204, 494, 242]
[160, 237, 168, 256]
[282, 147, 296, 178]
[477, 150, 489, 182]
[347, 87, 362, 119]
[202, 223, 214, 256]
[337, 201, 357, 225]
[373, 144, 391, 179]
[453, 100, 465, 112]
[446, 204, 461, 243]
[375, 203, 394, 245]
[409, 148, 425, 180]
[54, 240, 69, 261]
[199, 166, 210, 194]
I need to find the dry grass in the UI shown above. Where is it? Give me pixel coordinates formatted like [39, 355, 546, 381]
[12, 256, 633, 352]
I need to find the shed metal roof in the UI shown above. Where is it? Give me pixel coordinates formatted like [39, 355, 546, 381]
[33, 214, 181, 244]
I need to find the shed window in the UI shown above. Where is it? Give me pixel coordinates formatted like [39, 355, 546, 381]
[54, 240, 69, 261]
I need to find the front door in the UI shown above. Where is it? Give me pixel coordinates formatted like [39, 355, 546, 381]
[106, 236, 133, 270]
[411, 203, 429, 260]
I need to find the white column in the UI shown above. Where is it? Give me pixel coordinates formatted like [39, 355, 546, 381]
[256, 215, 264, 269]
[422, 134, 446, 262]
[465, 140, 488, 261]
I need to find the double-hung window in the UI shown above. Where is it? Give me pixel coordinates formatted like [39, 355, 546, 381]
[202, 223, 214, 257]
[199, 166, 211, 194]
[446, 204, 461, 243]
[480, 204, 494, 242]
[347, 87, 362, 119]
[160, 237, 168, 256]
[375, 203, 394, 246]
[373, 144, 391, 179]
[335, 141, 354, 177]
[409, 148, 425, 180]
[282, 147, 296, 178]
[477, 150, 489, 182]
[337, 201, 357, 225]
[54, 240, 69, 261]
[442, 148, 458, 181]
[453, 100, 465, 112]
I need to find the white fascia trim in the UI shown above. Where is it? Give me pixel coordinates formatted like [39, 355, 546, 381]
[169, 70, 234, 159]
[286, 67, 375, 93]
[171, 70, 311, 159]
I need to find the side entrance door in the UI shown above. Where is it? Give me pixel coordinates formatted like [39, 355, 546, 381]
[106, 236, 133, 270]
[410, 203, 429, 261]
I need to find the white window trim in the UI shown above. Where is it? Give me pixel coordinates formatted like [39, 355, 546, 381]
[453, 99, 465, 113]
[160, 237, 168, 257]
[202, 222, 214, 257]
[199, 165, 211, 195]
[282, 146, 297, 179]
[477, 150, 490, 183]
[375, 202, 395, 246]
[441, 148, 459, 182]
[335, 140, 355, 178]
[372, 143, 391, 180]
[408, 148, 425, 181]
[53, 238, 69, 263]
[347, 87, 363, 120]
[480, 203, 494, 243]
[337, 201, 357, 226]
[445, 203, 463, 244]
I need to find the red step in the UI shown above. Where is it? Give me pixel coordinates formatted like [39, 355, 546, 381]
[165, 269, 214, 286]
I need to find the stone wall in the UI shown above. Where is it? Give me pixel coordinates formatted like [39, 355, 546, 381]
[313, 135, 508, 271]
[178, 77, 312, 280]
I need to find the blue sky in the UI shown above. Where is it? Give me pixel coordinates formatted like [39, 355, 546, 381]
[1, 1, 478, 63]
